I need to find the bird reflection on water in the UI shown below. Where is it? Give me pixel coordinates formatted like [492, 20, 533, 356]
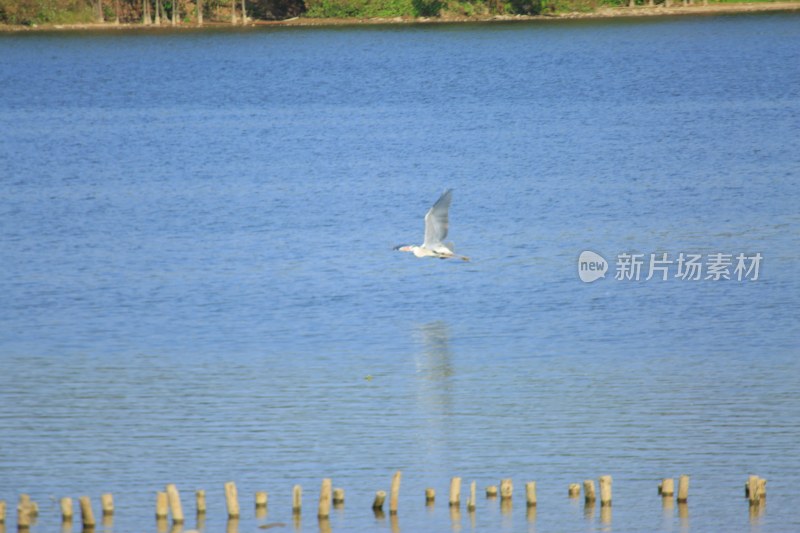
[414, 321, 455, 381]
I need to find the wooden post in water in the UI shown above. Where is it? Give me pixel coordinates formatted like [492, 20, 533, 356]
[599, 475, 612, 506]
[467, 481, 476, 512]
[155, 492, 168, 519]
[500, 479, 513, 500]
[165, 484, 184, 524]
[485, 486, 498, 498]
[101, 493, 114, 516]
[79, 496, 95, 529]
[255, 491, 268, 509]
[17, 494, 34, 528]
[389, 471, 401, 515]
[22, 495, 38, 521]
[745, 476, 767, 500]
[16, 502, 30, 530]
[292, 485, 302, 515]
[568, 484, 580, 498]
[372, 491, 386, 511]
[583, 480, 596, 503]
[425, 488, 435, 505]
[333, 488, 344, 507]
[747, 475, 759, 502]
[677, 475, 689, 503]
[525, 482, 537, 507]
[318, 478, 332, 519]
[660, 478, 674, 497]
[224, 481, 240, 519]
[0, 500, 5, 524]
[747, 475, 764, 505]
[196, 490, 206, 515]
[467, 481, 477, 512]
[449, 477, 462, 508]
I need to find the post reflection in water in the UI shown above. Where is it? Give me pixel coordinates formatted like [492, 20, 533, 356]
[678, 502, 689, 532]
[449, 505, 461, 532]
[749, 500, 766, 524]
[661, 495, 674, 530]
[526, 504, 537, 523]
[584, 500, 596, 521]
[318, 517, 332, 533]
[501, 499, 515, 531]
[501, 498, 513, 517]
[600, 505, 612, 526]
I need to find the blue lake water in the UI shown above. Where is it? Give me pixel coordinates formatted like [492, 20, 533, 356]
[1, 13, 799, 532]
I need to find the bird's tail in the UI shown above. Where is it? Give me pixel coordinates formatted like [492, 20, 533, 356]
[446, 242, 469, 261]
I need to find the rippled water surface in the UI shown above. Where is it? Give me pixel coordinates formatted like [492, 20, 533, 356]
[1, 13, 799, 532]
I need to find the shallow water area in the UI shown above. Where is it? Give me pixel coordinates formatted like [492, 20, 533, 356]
[1, 13, 799, 532]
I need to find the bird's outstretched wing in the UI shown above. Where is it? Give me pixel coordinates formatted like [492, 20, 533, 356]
[423, 189, 452, 249]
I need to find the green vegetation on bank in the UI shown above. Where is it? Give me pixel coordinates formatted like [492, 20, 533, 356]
[0, 0, 795, 26]
[0, 0, 94, 24]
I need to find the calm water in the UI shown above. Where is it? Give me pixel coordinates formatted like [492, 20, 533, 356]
[1, 13, 799, 532]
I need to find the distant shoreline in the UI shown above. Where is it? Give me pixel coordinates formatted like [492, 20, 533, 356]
[1, 2, 798, 32]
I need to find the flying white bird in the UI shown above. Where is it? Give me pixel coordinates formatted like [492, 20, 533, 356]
[395, 189, 469, 261]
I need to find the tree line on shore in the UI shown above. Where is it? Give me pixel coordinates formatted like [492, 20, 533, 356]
[0, 0, 733, 26]
[0, 0, 304, 25]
